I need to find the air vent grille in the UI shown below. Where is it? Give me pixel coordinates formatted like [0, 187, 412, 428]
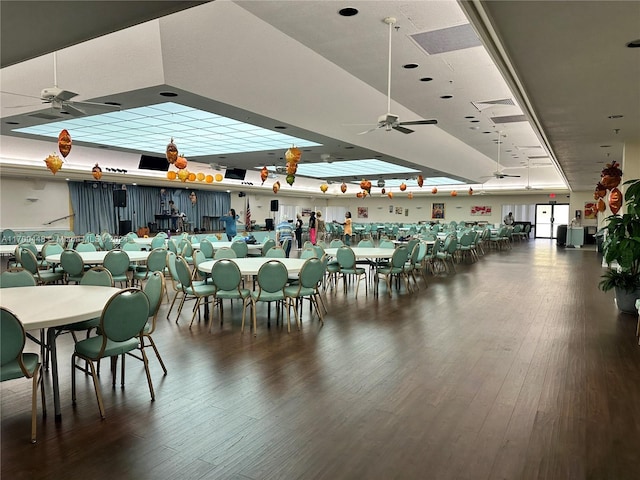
[410, 24, 481, 55]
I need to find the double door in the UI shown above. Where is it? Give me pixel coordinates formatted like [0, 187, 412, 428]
[535, 204, 570, 239]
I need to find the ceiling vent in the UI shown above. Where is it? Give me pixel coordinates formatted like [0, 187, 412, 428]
[471, 98, 515, 111]
[490, 114, 527, 124]
[410, 24, 481, 55]
[28, 112, 62, 121]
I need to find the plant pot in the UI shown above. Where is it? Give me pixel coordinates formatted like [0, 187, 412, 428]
[614, 286, 640, 314]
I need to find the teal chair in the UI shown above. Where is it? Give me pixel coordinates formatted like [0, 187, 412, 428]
[132, 248, 167, 287]
[285, 257, 326, 325]
[300, 247, 317, 259]
[214, 247, 237, 259]
[20, 248, 63, 285]
[336, 246, 367, 298]
[129, 271, 167, 375]
[150, 235, 166, 249]
[165, 251, 183, 320]
[174, 256, 216, 328]
[265, 246, 286, 258]
[230, 241, 248, 258]
[198, 238, 215, 260]
[329, 239, 344, 248]
[60, 249, 85, 284]
[261, 238, 276, 257]
[1, 308, 45, 443]
[0, 268, 37, 288]
[209, 259, 251, 331]
[103, 250, 130, 287]
[375, 246, 410, 297]
[246, 260, 290, 335]
[75, 242, 97, 252]
[71, 288, 153, 419]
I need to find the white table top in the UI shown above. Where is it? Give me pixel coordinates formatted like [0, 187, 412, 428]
[201, 241, 263, 252]
[45, 250, 150, 264]
[0, 244, 44, 255]
[0, 285, 122, 330]
[324, 247, 395, 259]
[198, 257, 307, 276]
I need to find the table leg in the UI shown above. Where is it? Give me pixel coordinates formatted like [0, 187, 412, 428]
[46, 328, 62, 420]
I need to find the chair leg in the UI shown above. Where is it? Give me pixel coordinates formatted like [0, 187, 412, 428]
[31, 363, 41, 443]
[146, 335, 167, 375]
[140, 349, 155, 401]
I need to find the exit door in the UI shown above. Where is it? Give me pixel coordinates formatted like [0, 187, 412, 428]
[535, 204, 569, 238]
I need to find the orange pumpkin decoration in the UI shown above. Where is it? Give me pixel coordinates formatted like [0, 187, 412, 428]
[595, 182, 607, 198]
[196, 172, 205, 181]
[356, 192, 364, 198]
[451, 190, 458, 197]
[166, 138, 178, 164]
[260, 166, 269, 184]
[177, 169, 189, 182]
[399, 183, 407, 191]
[608, 187, 622, 214]
[359, 179, 372, 193]
[285, 146, 302, 163]
[272, 181, 281, 194]
[58, 129, 72, 158]
[44, 153, 63, 175]
[417, 175, 424, 188]
[600, 161, 623, 189]
[215, 173, 223, 182]
[597, 198, 606, 212]
[175, 156, 188, 170]
[387, 192, 394, 199]
[431, 187, 438, 194]
[320, 184, 328, 193]
[205, 174, 214, 183]
[407, 192, 414, 199]
[286, 162, 298, 175]
[92, 163, 103, 180]
[187, 172, 196, 182]
[167, 171, 177, 180]
[340, 183, 347, 194]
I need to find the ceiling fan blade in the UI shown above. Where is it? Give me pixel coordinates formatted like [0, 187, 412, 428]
[69, 100, 120, 111]
[357, 126, 380, 135]
[398, 119, 438, 126]
[55, 90, 78, 102]
[60, 102, 87, 116]
[502, 174, 521, 178]
[1, 90, 43, 100]
[392, 125, 414, 134]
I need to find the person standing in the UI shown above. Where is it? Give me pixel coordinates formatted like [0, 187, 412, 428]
[220, 208, 238, 241]
[334, 212, 353, 246]
[316, 211, 325, 243]
[295, 214, 303, 249]
[308, 211, 317, 245]
[276, 217, 294, 257]
[168, 200, 178, 231]
[504, 212, 515, 225]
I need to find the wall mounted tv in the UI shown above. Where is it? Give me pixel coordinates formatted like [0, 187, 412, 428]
[138, 155, 169, 171]
[224, 168, 247, 180]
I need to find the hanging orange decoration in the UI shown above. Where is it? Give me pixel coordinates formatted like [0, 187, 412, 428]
[272, 181, 281, 194]
[388, 192, 394, 199]
[92, 163, 103, 180]
[597, 198, 606, 212]
[431, 187, 438, 194]
[340, 183, 347, 194]
[177, 169, 189, 182]
[595, 182, 607, 198]
[166, 138, 178, 164]
[468, 188, 474, 195]
[451, 190, 458, 197]
[359, 179, 372, 193]
[214, 173, 223, 182]
[320, 184, 328, 193]
[417, 175, 424, 188]
[196, 172, 205, 181]
[608, 187, 622, 214]
[260, 166, 269, 184]
[187, 172, 196, 182]
[58, 129, 72, 158]
[408, 192, 414, 199]
[205, 174, 213, 183]
[167, 171, 177, 180]
[356, 192, 364, 198]
[44, 153, 63, 175]
[285, 146, 302, 163]
[175, 155, 188, 170]
[600, 161, 623, 189]
[399, 183, 407, 191]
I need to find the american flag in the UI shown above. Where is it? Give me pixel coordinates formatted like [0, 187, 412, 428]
[245, 198, 251, 231]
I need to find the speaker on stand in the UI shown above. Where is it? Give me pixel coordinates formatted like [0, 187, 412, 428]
[113, 189, 128, 235]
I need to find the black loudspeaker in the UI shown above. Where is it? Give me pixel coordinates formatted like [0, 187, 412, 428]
[119, 220, 132, 236]
[113, 190, 127, 208]
[270, 199, 279, 212]
[265, 218, 274, 231]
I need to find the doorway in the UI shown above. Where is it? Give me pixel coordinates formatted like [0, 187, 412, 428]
[535, 203, 570, 238]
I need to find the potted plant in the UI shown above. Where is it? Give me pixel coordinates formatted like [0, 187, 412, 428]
[598, 178, 640, 313]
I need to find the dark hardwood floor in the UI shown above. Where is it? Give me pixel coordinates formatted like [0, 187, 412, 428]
[2, 240, 640, 479]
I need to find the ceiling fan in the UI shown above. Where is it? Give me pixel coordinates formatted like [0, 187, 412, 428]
[358, 17, 438, 135]
[524, 160, 542, 190]
[482, 132, 521, 179]
[2, 52, 120, 117]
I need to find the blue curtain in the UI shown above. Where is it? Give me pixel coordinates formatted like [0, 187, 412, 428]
[68, 182, 230, 234]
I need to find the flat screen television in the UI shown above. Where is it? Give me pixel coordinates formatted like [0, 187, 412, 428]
[138, 155, 170, 172]
[224, 168, 246, 180]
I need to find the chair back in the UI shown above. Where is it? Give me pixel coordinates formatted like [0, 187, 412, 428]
[1, 229, 17, 244]
[329, 239, 344, 248]
[180, 240, 193, 257]
[143, 271, 165, 319]
[167, 239, 178, 254]
[391, 246, 410, 268]
[447, 236, 458, 254]
[336, 246, 356, 269]
[415, 242, 427, 264]
[1, 308, 27, 371]
[102, 235, 114, 251]
[256, 260, 288, 294]
[174, 256, 193, 288]
[146, 248, 168, 272]
[192, 249, 207, 279]
[75, 242, 97, 252]
[300, 247, 317, 259]
[0, 268, 37, 288]
[358, 239, 374, 247]
[80, 266, 114, 287]
[103, 250, 130, 276]
[312, 245, 325, 258]
[166, 251, 179, 284]
[406, 239, 420, 254]
[151, 236, 166, 249]
[261, 238, 276, 256]
[199, 239, 214, 259]
[18, 248, 38, 275]
[299, 257, 325, 289]
[205, 235, 219, 242]
[231, 241, 248, 258]
[99, 289, 150, 344]
[61, 249, 85, 276]
[211, 259, 243, 292]
[122, 241, 141, 252]
[214, 247, 237, 259]
[42, 241, 63, 258]
[379, 239, 395, 249]
[266, 246, 286, 258]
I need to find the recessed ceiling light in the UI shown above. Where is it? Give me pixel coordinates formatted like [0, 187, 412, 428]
[5, 121, 19, 125]
[403, 63, 419, 69]
[465, 116, 475, 119]
[344, 146, 354, 149]
[338, 7, 358, 17]
[440, 95, 453, 99]
[104, 101, 121, 106]
[600, 145, 612, 148]
[482, 131, 492, 134]
[420, 77, 433, 82]
[469, 126, 479, 130]
[626, 39, 640, 48]
[274, 126, 287, 130]
[159, 92, 178, 97]
[60, 111, 69, 115]
[470, 120, 480, 123]
[608, 114, 624, 119]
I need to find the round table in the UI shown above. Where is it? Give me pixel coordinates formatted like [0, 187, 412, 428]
[46, 250, 150, 265]
[0, 244, 44, 255]
[198, 257, 307, 276]
[324, 247, 395, 259]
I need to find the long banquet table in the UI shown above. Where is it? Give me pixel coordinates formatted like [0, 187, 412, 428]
[197, 257, 306, 276]
[46, 250, 150, 265]
[0, 285, 122, 418]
